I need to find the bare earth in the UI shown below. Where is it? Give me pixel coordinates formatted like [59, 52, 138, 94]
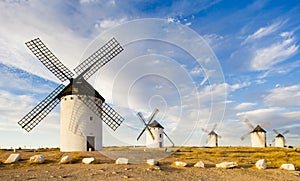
[0, 147, 299, 181]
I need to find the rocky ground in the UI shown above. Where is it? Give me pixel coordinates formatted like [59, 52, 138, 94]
[0, 147, 299, 180]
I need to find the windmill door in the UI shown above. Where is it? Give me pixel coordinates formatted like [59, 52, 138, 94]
[87, 136, 95, 151]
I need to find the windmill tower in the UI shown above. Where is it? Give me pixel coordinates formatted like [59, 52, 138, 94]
[273, 129, 289, 147]
[202, 124, 221, 147]
[136, 109, 174, 148]
[241, 119, 268, 148]
[18, 38, 124, 152]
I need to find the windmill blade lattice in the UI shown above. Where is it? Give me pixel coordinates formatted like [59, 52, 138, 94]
[18, 84, 65, 132]
[163, 131, 175, 147]
[25, 38, 74, 82]
[74, 38, 123, 80]
[136, 112, 155, 140]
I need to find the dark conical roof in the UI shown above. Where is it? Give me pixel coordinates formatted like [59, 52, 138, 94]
[276, 133, 284, 138]
[251, 125, 266, 133]
[148, 120, 164, 129]
[208, 130, 218, 136]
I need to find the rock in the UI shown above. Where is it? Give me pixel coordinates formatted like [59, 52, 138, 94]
[194, 161, 205, 168]
[216, 162, 238, 169]
[116, 158, 129, 165]
[147, 166, 161, 171]
[82, 157, 95, 164]
[165, 148, 172, 152]
[280, 164, 295, 171]
[5, 153, 21, 163]
[255, 159, 267, 170]
[147, 159, 158, 166]
[30, 154, 44, 164]
[174, 161, 187, 167]
[60, 155, 72, 164]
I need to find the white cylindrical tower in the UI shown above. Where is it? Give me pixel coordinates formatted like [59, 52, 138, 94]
[60, 95, 102, 152]
[146, 120, 164, 148]
[207, 131, 218, 147]
[250, 125, 266, 148]
[275, 134, 285, 147]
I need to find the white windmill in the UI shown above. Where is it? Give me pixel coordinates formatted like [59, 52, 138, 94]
[273, 129, 289, 147]
[18, 38, 124, 152]
[241, 119, 268, 148]
[136, 109, 174, 148]
[202, 124, 221, 147]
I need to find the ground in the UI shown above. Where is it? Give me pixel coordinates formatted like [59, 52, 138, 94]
[0, 147, 299, 180]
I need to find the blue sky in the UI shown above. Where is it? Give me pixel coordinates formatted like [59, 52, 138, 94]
[0, 0, 300, 148]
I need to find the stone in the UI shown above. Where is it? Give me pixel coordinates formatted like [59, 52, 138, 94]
[216, 162, 238, 169]
[116, 158, 129, 165]
[280, 164, 295, 171]
[60, 155, 72, 164]
[165, 148, 172, 152]
[82, 157, 95, 164]
[5, 153, 21, 163]
[174, 161, 187, 167]
[30, 154, 45, 164]
[255, 159, 267, 170]
[147, 159, 158, 166]
[194, 161, 205, 168]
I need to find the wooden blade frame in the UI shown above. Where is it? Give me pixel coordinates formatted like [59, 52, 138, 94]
[18, 84, 65, 132]
[25, 38, 74, 82]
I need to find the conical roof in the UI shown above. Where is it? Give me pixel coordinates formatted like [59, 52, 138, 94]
[208, 130, 218, 136]
[251, 125, 266, 133]
[148, 120, 164, 129]
[276, 133, 284, 138]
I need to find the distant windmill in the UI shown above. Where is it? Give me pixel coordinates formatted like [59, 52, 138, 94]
[273, 129, 289, 147]
[136, 109, 174, 148]
[202, 124, 221, 147]
[18, 38, 124, 151]
[241, 119, 268, 148]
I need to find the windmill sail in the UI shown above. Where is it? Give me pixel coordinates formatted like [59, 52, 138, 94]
[18, 84, 65, 132]
[74, 38, 123, 80]
[25, 38, 74, 82]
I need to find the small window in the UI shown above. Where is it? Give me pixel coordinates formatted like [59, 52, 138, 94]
[90, 116, 93, 121]
[159, 134, 162, 138]
[64, 98, 67, 101]
[70, 97, 73, 100]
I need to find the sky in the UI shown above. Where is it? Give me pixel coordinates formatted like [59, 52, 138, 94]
[0, 0, 300, 148]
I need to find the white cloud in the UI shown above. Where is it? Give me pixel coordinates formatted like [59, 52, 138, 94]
[264, 85, 300, 107]
[234, 102, 256, 110]
[244, 21, 282, 43]
[250, 36, 298, 70]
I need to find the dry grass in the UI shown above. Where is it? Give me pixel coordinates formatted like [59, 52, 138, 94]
[171, 146, 300, 169]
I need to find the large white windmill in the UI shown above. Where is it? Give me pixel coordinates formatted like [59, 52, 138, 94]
[18, 38, 124, 152]
[136, 109, 174, 148]
[273, 129, 289, 147]
[202, 124, 221, 147]
[241, 119, 268, 148]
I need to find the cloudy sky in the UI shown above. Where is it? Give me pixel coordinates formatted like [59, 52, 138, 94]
[1, 0, 300, 148]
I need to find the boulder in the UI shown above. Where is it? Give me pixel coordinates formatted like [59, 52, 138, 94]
[216, 162, 238, 169]
[30, 154, 45, 164]
[116, 158, 129, 165]
[147, 159, 158, 166]
[280, 164, 295, 171]
[5, 153, 21, 164]
[255, 159, 267, 170]
[165, 148, 172, 152]
[194, 161, 205, 168]
[60, 155, 72, 164]
[174, 161, 187, 167]
[82, 157, 95, 164]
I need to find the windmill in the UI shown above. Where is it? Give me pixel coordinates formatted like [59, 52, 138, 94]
[241, 119, 268, 148]
[18, 37, 124, 152]
[202, 124, 221, 147]
[136, 108, 174, 148]
[273, 129, 289, 147]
